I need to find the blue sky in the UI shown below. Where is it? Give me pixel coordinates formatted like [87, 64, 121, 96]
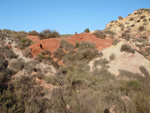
[0, 0, 150, 34]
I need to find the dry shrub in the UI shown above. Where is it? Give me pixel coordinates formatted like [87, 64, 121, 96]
[139, 66, 149, 76]
[28, 30, 39, 36]
[121, 32, 130, 41]
[94, 30, 106, 39]
[118, 16, 123, 20]
[113, 39, 120, 45]
[138, 26, 145, 31]
[0, 46, 18, 59]
[9, 59, 25, 72]
[53, 48, 66, 60]
[120, 44, 135, 54]
[109, 53, 116, 61]
[59, 40, 74, 52]
[23, 48, 32, 58]
[39, 29, 60, 39]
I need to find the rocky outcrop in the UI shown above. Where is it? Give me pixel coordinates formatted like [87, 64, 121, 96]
[89, 41, 150, 76]
[106, 9, 150, 33]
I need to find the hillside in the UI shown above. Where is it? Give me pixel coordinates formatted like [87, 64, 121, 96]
[0, 9, 150, 113]
[28, 33, 113, 56]
[106, 9, 150, 33]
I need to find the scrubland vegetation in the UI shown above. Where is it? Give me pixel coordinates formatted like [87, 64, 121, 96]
[0, 29, 150, 113]
[1, 8, 150, 112]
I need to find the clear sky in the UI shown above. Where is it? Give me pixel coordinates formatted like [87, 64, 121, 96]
[0, 0, 150, 34]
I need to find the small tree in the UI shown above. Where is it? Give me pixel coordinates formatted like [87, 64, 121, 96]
[84, 28, 90, 33]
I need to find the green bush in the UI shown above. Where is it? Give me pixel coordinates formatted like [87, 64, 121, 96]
[84, 28, 90, 33]
[21, 38, 33, 48]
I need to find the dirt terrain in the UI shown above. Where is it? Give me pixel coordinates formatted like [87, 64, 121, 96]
[28, 33, 113, 56]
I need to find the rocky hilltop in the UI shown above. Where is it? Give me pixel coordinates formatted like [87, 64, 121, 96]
[106, 9, 150, 33]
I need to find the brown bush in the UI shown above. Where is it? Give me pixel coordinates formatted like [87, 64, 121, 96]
[113, 39, 120, 45]
[143, 19, 147, 22]
[94, 30, 106, 39]
[137, 20, 140, 22]
[39, 29, 60, 39]
[118, 16, 123, 20]
[9, 59, 25, 72]
[53, 48, 66, 60]
[23, 48, 32, 58]
[120, 44, 135, 54]
[139, 66, 149, 76]
[130, 17, 134, 21]
[140, 16, 145, 19]
[138, 26, 145, 31]
[131, 24, 135, 27]
[0, 46, 18, 59]
[59, 40, 74, 52]
[109, 53, 116, 61]
[0, 54, 8, 71]
[28, 30, 39, 36]
[121, 32, 130, 41]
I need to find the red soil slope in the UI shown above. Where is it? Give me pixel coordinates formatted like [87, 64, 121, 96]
[29, 33, 113, 56]
[27, 35, 40, 43]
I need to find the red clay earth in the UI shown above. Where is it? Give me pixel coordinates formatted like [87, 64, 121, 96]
[29, 33, 113, 56]
[27, 35, 40, 43]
